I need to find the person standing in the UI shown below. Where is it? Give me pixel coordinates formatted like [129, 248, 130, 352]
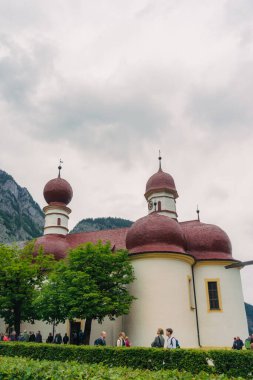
[23, 330, 29, 342]
[3, 333, 9, 341]
[29, 331, 36, 342]
[166, 328, 177, 349]
[35, 331, 42, 343]
[244, 335, 251, 350]
[10, 331, 17, 341]
[125, 336, 131, 347]
[233, 336, 244, 350]
[94, 331, 107, 346]
[54, 333, 62, 344]
[63, 333, 69, 344]
[117, 332, 126, 347]
[151, 328, 165, 348]
[46, 332, 53, 343]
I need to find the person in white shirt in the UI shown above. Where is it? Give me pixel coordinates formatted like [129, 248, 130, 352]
[117, 331, 126, 347]
[166, 328, 177, 349]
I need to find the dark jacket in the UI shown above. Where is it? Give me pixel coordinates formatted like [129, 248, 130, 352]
[151, 335, 165, 348]
[29, 333, 36, 342]
[35, 333, 42, 343]
[233, 339, 244, 350]
[46, 335, 53, 343]
[94, 337, 106, 346]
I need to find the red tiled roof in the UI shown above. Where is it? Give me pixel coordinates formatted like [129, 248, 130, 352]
[35, 219, 236, 262]
[66, 228, 128, 250]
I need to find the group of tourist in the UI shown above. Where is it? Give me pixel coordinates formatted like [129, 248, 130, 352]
[2, 328, 252, 349]
[93, 327, 178, 349]
[232, 334, 253, 350]
[0, 330, 42, 342]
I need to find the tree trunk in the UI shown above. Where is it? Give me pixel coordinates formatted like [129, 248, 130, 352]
[83, 317, 92, 345]
[13, 304, 21, 336]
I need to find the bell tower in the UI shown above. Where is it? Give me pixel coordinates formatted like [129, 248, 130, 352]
[144, 153, 178, 219]
[43, 161, 73, 235]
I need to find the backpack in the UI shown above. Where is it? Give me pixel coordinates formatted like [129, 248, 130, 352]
[171, 337, 180, 349]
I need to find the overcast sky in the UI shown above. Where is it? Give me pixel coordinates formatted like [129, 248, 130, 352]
[0, 0, 253, 304]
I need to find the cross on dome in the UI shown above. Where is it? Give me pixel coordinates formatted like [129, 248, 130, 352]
[58, 159, 63, 178]
[158, 150, 162, 171]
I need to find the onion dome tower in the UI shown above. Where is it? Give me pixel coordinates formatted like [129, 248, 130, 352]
[144, 152, 178, 219]
[43, 161, 73, 235]
[181, 220, 233, 261]
[126, 212, 186, 254]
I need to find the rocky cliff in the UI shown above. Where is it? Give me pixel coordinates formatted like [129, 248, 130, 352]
[0, 170, 44, 243]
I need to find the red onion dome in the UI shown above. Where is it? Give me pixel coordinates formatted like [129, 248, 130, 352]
[44, 177, 73, 205]
[145, 169, 178, 199]
[34, 234, 70, 260]
[126, 213, 186, 254]
[181, 220, 233, 260]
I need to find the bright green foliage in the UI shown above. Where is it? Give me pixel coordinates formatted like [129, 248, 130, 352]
[0, 356, 244, 380]
[0, 343, 253, 378]
[0, 242, 56, 334]
[35, 242, 135, 343]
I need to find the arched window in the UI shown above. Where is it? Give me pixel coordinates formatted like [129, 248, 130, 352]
[158, 201, 161, 211]
[57, 218, 61, 226]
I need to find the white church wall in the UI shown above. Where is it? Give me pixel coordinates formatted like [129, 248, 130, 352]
[194, 263, 248, 347]
[124, 255, 199, 348]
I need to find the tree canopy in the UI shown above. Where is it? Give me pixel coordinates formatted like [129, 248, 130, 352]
[36, 241, 135, 344]
[0, 242, 55, 335]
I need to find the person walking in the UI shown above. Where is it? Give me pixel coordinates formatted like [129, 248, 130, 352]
[125, 336, 131, 347]
[63, 333, 69, 344]
[35, 331, 42, 343]
[94, 331, 107, 346]
[151, 328, 165, 348]
[117, 332, 126, 347]
[166, 328, 177, 349]
[232, 336, 244, 350]
[46, 332, 53, 343]
[54, 333, 62, 344]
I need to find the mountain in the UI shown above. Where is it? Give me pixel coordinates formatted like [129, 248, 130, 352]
[0, 170, 44, 243]
[245, 303, 253, 334]
[71, 217, 133, 234]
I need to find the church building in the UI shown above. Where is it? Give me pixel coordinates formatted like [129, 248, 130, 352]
[12, 158, 250, 347]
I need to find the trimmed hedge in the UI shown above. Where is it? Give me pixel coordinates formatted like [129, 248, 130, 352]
[0, 343, 252, 378]
[0, 356, 246, 379]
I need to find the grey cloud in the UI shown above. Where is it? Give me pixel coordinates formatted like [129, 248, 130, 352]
[0, 34, 57, 105]
[29, 84, 169, 160]
[186, 63, 253, 139]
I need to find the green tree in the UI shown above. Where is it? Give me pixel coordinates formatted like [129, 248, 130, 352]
[0, 242, 55, 335]
[36, 242, 135, 344]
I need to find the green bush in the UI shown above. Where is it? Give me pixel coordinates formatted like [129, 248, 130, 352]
[208, 350, 253, 379]
[0, 356, 246, 379]
[0, 343, 252, 378]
